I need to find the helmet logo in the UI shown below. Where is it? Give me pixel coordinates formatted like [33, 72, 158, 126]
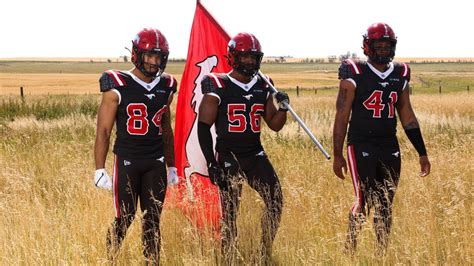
[228, 40, 236, 49]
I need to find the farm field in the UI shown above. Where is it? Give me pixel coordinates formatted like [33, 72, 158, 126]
[0, 60, 472, 264]
[1, 60, 473, 94]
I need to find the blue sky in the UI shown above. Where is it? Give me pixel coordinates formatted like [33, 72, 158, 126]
[1, 0, 472, 58]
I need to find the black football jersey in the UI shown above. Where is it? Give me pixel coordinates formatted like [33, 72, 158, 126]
[99, 70, 177, 159]
[338, 59, 411, 144]
[201, 73, 272, 157]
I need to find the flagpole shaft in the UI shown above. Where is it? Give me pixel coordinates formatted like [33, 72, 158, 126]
[258, 71, 331, 160]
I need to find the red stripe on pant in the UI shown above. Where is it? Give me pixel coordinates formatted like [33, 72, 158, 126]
[113, 155, 120, 218]
[347, 145, 363, 215]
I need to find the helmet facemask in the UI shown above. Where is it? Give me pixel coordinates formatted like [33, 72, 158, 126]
[366, 38, 397, 64]
[132, 47, 169, 77]
[230, 50, 263, 78]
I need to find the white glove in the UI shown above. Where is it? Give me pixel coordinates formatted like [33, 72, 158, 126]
[94, 169, 112, 190]
[167, 167, 179, 186]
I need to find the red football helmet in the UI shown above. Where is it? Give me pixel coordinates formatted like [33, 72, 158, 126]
[131, 28, 169, 77]
[363, 23, 397, 64]
[227, 32, 264, 77]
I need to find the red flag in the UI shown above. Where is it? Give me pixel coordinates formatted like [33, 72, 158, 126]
[173, 1, 231, 231]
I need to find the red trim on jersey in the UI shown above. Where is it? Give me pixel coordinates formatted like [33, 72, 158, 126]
[208, 73, 224, 89]
[106, 70, 126, 87]
[347, 145, 363, 215]
[401, 63, 408, 77]
[113, 155, 120, 218]
[346, 59, 361, 75]
[166, 74, 175, 88]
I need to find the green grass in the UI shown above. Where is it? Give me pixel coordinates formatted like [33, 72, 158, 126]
[0, 95, 98, 120]
[0, 61, 186, 75]
[3, 60, 474, 74]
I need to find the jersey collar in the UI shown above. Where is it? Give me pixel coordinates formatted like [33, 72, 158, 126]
[127, 71, 161, 91]
[226, 74, 258, 92]
[367, 62, 394, 80]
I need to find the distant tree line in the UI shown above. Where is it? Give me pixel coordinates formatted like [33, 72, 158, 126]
[94, 56, 473, 64]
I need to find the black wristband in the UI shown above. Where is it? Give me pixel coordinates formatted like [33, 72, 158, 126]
[198, 121, 217, 165]
[404, 128, 427, 156]
[277, 108, 288, 112]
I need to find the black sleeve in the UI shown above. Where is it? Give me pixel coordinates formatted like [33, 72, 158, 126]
[201, 75, 217, 94]
[405, 128, 427, 156]
[198, 121, 216, 166]
[99, 72, 116, 92]
[338, 60, 356, 80]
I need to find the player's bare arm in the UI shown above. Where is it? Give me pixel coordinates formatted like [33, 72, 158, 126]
[332, 79, 356, 179]
[263, 94, 287, 132]
[162, 94, 175, 167]
[94, 90, 119, 169]
[396, 86, 431, 176]
[396, 87, 419, 129]
[198, 94, 219, 125]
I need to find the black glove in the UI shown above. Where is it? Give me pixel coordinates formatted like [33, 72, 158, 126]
[275, 91, 289, 111]
[207, 162, 226, 187]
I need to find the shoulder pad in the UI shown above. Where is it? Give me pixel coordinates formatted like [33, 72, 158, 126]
[160, 73, 178, 93]
[338, 59, 363, 80]
[395, 62, 411, 82]
[201, 73, 225, 94]
[99, 70, 126, 92]
[258, 74, 274, 88]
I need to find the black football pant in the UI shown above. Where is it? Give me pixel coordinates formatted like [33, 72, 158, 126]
[216, 151, 283, 262]
[346, 142, 401, 254]
[106, 155, 167, 263]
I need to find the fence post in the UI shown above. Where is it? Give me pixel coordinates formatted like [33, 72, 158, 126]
[468, 86, 470, 93]
[20, 87, 24, 98]
[439, 85, 441, 94]
[296, 86, 299, 97]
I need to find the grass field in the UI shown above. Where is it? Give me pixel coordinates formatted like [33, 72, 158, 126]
[0, 61, 472, 264]
[1, 61, 473, 94]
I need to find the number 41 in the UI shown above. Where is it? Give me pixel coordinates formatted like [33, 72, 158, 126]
[362, 90, 398, 118]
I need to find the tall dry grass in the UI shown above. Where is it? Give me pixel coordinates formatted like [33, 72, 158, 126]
[0, 91, 471, 264]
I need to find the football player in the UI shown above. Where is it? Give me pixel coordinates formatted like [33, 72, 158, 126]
[94, 28, 178, 263]
[197, 32, 289, 263]
[332, 23, 431, 255]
